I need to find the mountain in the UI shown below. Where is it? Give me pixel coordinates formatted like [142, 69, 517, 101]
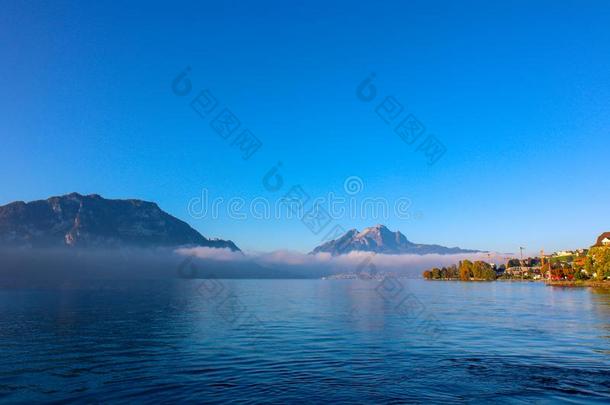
[310, 224, 481, 255]
[0, 193, 240, 251]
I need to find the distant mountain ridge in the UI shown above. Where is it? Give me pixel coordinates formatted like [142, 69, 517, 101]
[311, 224, 481, 255]
[0, 193, 240, 251]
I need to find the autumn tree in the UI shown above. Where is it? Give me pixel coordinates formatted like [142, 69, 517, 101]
[431, 268, 441, 279]
[459, 260, 473, 281]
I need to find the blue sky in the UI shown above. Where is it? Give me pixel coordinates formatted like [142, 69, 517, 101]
[2, 0, 610, 254]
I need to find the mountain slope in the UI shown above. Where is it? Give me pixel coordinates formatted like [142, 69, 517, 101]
[311, 224, 480, 255]
[0, 193, 239, 251]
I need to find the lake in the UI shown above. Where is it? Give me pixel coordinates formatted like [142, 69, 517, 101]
[1, 278, 610, 403]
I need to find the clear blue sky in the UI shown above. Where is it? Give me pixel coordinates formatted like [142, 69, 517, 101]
[2, 0, 610, 254]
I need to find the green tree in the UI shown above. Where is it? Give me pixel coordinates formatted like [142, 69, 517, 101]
[574, 268, 589, 280]
[472, 261, 496, 280]
[439, 267, 447, 279]
[507, 258, 521, 268]
[600, 249, 610, 279]
[447, 264, 458, 279]
[588, 247, 610, 280]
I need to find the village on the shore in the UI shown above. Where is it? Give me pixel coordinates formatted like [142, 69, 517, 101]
[423, 232, 610, 284]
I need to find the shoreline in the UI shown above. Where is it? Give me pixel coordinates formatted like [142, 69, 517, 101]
[424, 279, 610, 288]
[545, 280, 610, 288]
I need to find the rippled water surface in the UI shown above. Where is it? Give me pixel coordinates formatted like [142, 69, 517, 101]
[1, 279, 610, 403]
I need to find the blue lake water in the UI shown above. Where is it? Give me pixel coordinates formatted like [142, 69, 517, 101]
[1, 279, 610, 403]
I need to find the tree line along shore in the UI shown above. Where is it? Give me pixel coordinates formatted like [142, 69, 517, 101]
[423, 232, 610, 286]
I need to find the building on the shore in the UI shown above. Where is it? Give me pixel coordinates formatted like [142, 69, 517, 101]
[594, 232, 610, 247]
[505, 266, 541, 277]
[554, 250, 574, 257]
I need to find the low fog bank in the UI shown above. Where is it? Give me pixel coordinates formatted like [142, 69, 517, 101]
[177, 247, 496, 278]
[0, 248, 180, 282]
[0, 247, 495, 284]
[0, 248, 289, 284]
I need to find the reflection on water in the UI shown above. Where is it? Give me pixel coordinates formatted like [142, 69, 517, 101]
[1, 279, 610, 403]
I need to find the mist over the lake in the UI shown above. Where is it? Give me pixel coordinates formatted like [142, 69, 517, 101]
[0, 247, 494, 283]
